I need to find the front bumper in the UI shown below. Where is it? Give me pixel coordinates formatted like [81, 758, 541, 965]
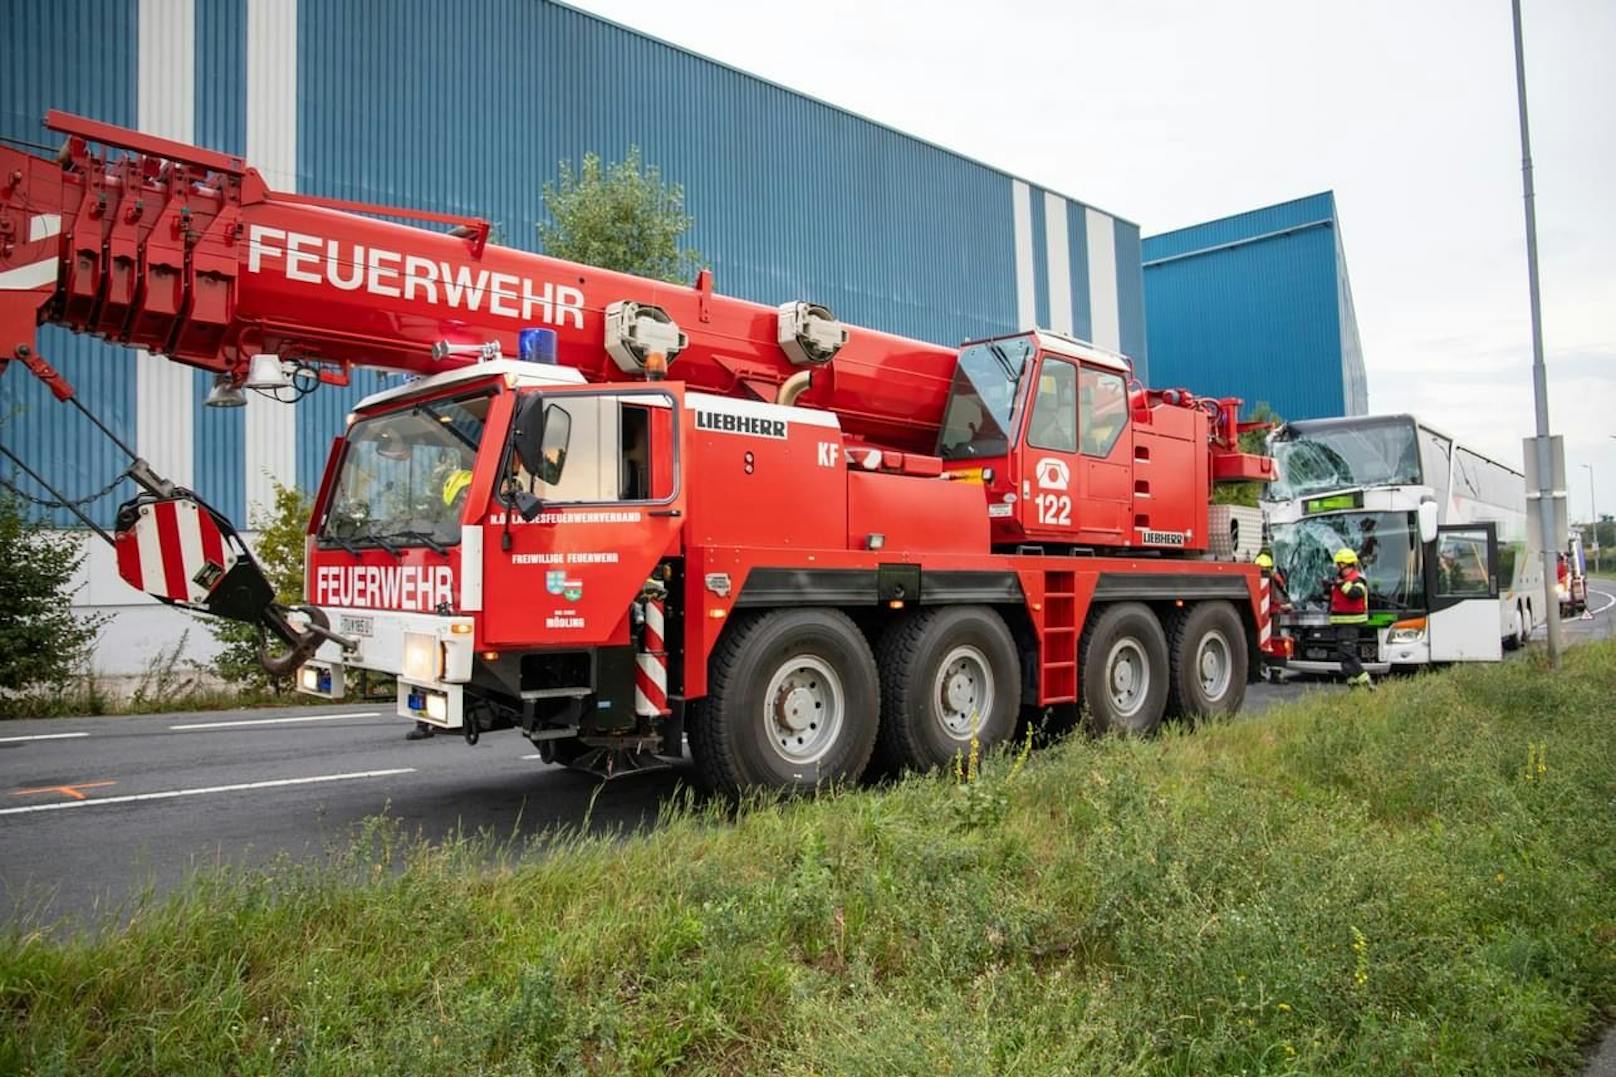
[295, 607, 475, 728]
[1280, 621, 1429, 674]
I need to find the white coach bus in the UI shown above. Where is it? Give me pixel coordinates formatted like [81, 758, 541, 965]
[1263, 414, 1542, 673]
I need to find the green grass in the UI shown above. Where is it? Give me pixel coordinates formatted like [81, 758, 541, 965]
[4, 645, 1615, 1074]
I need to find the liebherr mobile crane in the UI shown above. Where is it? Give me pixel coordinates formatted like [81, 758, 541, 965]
[0, 112, 1282, 792]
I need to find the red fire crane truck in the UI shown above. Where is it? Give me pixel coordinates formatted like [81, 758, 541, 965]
[0, 112, 1281, 792]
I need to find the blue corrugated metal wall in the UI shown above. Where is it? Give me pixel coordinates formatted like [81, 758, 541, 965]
[0, 0, 140, 527]
[1114, 221, 1147, 368]
[1142, 192, 1365, 421]
[7, 0, 1146, 530]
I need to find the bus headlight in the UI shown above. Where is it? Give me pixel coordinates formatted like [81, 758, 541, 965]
[402, 632, 443, 682]
[1387, 618, 1426, 644]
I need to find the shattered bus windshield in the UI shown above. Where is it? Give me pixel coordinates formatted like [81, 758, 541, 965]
[1271, 511, 1425, 614]
[937, 336, 1034, 459]
[1269, 417, 1421, 501]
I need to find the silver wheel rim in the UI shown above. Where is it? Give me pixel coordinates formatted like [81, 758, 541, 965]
[933, 644, 993, 740]
[763, 655, 844, 765]
[1196, 629, 1232, 700]
[1106, 637, 1150, 719]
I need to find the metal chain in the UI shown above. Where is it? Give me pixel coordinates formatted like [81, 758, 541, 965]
[0, 470, 127, 511]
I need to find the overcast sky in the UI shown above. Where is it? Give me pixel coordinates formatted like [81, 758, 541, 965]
[573, 0, 1615, 523]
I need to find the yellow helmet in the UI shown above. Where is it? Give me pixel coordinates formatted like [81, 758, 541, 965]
[1333, 548, 1359, 566]
[441, 468, 473, 507]
[1254, 553, 1274, 569]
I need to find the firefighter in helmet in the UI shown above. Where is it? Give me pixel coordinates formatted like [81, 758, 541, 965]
[1254, 551, 1291, 683]
[1255, 551, 1291, 612]
[1327, 547, 1374, 689]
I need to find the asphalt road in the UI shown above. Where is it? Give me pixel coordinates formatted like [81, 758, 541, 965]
[3, 582, 1611, 929]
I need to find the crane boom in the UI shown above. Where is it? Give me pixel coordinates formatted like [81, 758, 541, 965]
[1, 111, 955, 453]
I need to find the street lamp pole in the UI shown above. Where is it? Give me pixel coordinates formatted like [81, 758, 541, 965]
[1511, 0, 1564, 665]
[1584, 463, 1599, 573]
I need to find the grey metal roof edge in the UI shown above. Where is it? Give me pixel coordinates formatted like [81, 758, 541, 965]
[552, 0, 1141, 228]
[1143, 190, 1337, 243]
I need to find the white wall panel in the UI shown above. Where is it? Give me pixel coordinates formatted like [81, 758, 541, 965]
[1012, 180, 1035, 331]
[244, 0, 299, 517]
[135, 0, 196, 488]
[1044, 193, 1073, 336]
[1086, 207, 1120, 352]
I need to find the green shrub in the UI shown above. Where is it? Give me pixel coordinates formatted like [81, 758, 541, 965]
[0, 493, 104, 694]
[539, 146, 702, 284]
[210, 481, 311, 690]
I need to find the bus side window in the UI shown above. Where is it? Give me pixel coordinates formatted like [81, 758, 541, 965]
[1437, 530, 1491, 596]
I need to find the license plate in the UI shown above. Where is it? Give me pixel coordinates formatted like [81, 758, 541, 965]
[339, 614, 374, 638]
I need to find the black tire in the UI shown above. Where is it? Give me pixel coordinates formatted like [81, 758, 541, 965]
[1165, 601, 1248, 719]
[1505, 602, 1524, 650]
[688, 608, 879, 796]
[874, 605, 1021, 774]
[1079, 602, 1169, 735]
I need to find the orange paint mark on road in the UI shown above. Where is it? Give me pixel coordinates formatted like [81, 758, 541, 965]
[11, 780, 117, 801]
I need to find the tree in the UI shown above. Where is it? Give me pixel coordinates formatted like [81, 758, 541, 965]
[1212, 401, 1282, 509]
[210, 481, 312, 689]
[538, 147, 701, 283]
[0, 495, 104, 691]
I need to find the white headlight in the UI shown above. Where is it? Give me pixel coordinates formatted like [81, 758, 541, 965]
[402, 633, 442, 682]
[424, 692, 448, 723]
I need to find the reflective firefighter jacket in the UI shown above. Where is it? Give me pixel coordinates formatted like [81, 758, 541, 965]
[1329, 568, 1370, 625]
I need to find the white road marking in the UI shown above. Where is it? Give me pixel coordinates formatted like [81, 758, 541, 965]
[1587, 589, 1616, 617]
[171, 711, 383, 731]
[521, 753, 544, 760]
[0, 768, 416, 816]
[0, 732, 91, 744]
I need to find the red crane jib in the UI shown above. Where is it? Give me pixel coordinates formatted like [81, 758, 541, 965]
[0, 111, 955, 453]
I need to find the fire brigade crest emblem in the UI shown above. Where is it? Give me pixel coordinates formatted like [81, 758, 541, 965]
[546, 570, 567, 595]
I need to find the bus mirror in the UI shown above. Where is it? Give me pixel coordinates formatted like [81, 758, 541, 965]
[1418, 501, 1440, 544]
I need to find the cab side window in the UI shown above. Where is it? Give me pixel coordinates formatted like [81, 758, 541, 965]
[1026, 358, 1077, 452]
[1079, 367, 1128, 457]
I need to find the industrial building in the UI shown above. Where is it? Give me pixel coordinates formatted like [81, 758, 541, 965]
[1142, 192, 1368, 421]
[2, 0, 1147, 675]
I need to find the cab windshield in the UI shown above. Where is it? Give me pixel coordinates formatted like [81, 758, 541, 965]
[937, 336, 1034, 459]
[1271, 510, 1425, 614]
[1268, 417, 1421, 501]
[320, 393, 491, 549]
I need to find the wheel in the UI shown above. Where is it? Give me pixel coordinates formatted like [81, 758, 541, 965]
[874, 605, 1020, 774]
[688, 608, 879, 796]
[1165, 601, 1248, 718]
[1505, 603, 1524, 651]
[537, 736, 589, 766]
[1079, 602, 1169, 735]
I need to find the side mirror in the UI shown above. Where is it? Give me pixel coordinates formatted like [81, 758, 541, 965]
[1417, 500, 1440, 544]
[512, 396, 572, 486]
